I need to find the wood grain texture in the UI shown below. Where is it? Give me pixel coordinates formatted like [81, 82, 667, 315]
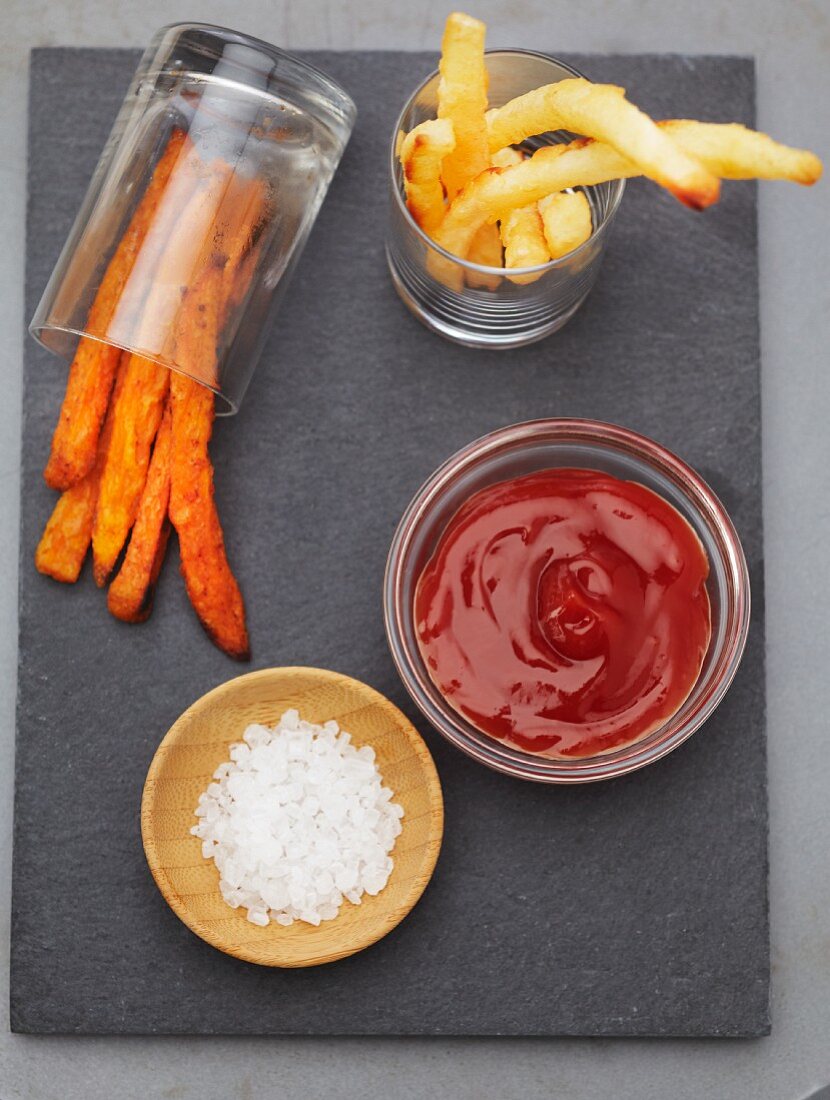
[141, 667, 444, 967]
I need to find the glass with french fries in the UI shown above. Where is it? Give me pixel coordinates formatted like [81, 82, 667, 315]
[32, 23, 356, 413]
[29, 24, 355, 659]
[388, 12, 822, 348]
[388, 47, 625, 347]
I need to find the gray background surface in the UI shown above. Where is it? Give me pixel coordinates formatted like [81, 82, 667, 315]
[13, 48, 768, 1040]
[0, 0, 827, 1095]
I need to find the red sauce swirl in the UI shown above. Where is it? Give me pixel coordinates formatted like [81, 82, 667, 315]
[414, 469, 711, 758]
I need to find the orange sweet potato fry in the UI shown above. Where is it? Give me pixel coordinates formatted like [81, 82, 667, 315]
[171, 170, 269, 388]
[91, 353, 170, 586]
[89, 163, 241, 587]
[35, 357, 127, 582]
[162, 172, 268, 657]
[219, 173, 269, 278]
[219, 177, 268, 322]
[165, 171, 272, 658]
[44, 129, 188, 491]
[128, 160, 236, 369]
[169, 369, 250, 660]
[107, 402, 173, 622]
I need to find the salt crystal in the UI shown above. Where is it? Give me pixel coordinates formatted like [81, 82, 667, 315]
[192, 710, 403, 928]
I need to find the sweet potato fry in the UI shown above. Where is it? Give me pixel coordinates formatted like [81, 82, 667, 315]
[166, 178, 264, 661]
[437, 11, 490, 198]
[169, 369, 249, 661]
[485, 79, 720, 210]
[169, 169, 268, 388]
[35, 358, 126, 582]
[44, 129, 187, 491]
[107, 402, 173, 622]
[90, 165, 246, 587]
[216, 172, 270, 304]
[35, 477, 99, 584]
[538, 190, 593, 259]
[126, 161, 235, 369]
[91, 353, 170, 586]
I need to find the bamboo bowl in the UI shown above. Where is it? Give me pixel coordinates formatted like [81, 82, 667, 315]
[141, 667, 444, 967]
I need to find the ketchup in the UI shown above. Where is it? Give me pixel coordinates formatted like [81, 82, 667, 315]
[414, 469, 711, 758]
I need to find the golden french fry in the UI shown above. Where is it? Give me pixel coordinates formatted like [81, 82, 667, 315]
[434, 142, 588, 260]
[465, 223, 503, 288]
[491, 147, 551, 283]
[486, 79, 720, 210]
[539, 191, 593, 259]
[658, 120, 822, 183]
[491, 147, 524, 169]
[465, 147, 521, 285]
[400, 118, 456, 233]
[435, 120, 823, 261]
[437, 12, 490, 198]
[501, 205, 550, 284]
[467, 223, 503, 263]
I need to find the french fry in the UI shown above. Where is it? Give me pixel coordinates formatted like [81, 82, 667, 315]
[212, 170, 269, 285]
[400, 118, 456, 233]
[434, 143, 577, 260]
[489, 147, 550, 283]
[107, 401, 173, 623]
[491, 147, 525, 169]
[501, 205, 550, 284]
[486, 80, 720, 210]
[468, 151, 518, 272]
[91, 354, 170, 586]
[44, 129, 188, 491]
[35, 359, 126, 583]
[169, 369, 250, 661]
[539, 190, 593, 259]
[434, 120, 823, 261]
[437, 12, 490, 198]
[657, 120, 822, 183]
[465, 223, 504, 288]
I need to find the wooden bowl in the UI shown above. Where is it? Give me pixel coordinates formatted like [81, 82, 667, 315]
[141, 667, 443, 967]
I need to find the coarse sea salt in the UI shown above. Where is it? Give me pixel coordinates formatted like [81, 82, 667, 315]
[191, 709, 404, 927]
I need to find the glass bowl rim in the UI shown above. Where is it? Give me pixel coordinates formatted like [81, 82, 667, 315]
[388, 48, 627, 277]
[383, 417, 752, 784]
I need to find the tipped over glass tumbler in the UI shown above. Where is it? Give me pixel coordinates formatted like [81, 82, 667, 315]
[30, 23, 356, 412]
[386, 50, 625, 349]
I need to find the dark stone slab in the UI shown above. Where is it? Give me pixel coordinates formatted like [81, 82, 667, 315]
[12, 48, 767, 1036]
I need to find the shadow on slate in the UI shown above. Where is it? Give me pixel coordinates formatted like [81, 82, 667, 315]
[13, 48, 768, 1037]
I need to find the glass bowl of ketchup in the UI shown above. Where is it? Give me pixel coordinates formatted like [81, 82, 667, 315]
[384, 419, 750, 783]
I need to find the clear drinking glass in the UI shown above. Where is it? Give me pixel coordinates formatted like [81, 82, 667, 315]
[30, 23, 356, 412]
[386, 50, 625, 348]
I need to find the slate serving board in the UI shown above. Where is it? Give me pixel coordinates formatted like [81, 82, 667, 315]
[12, 48, 768, 1036]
